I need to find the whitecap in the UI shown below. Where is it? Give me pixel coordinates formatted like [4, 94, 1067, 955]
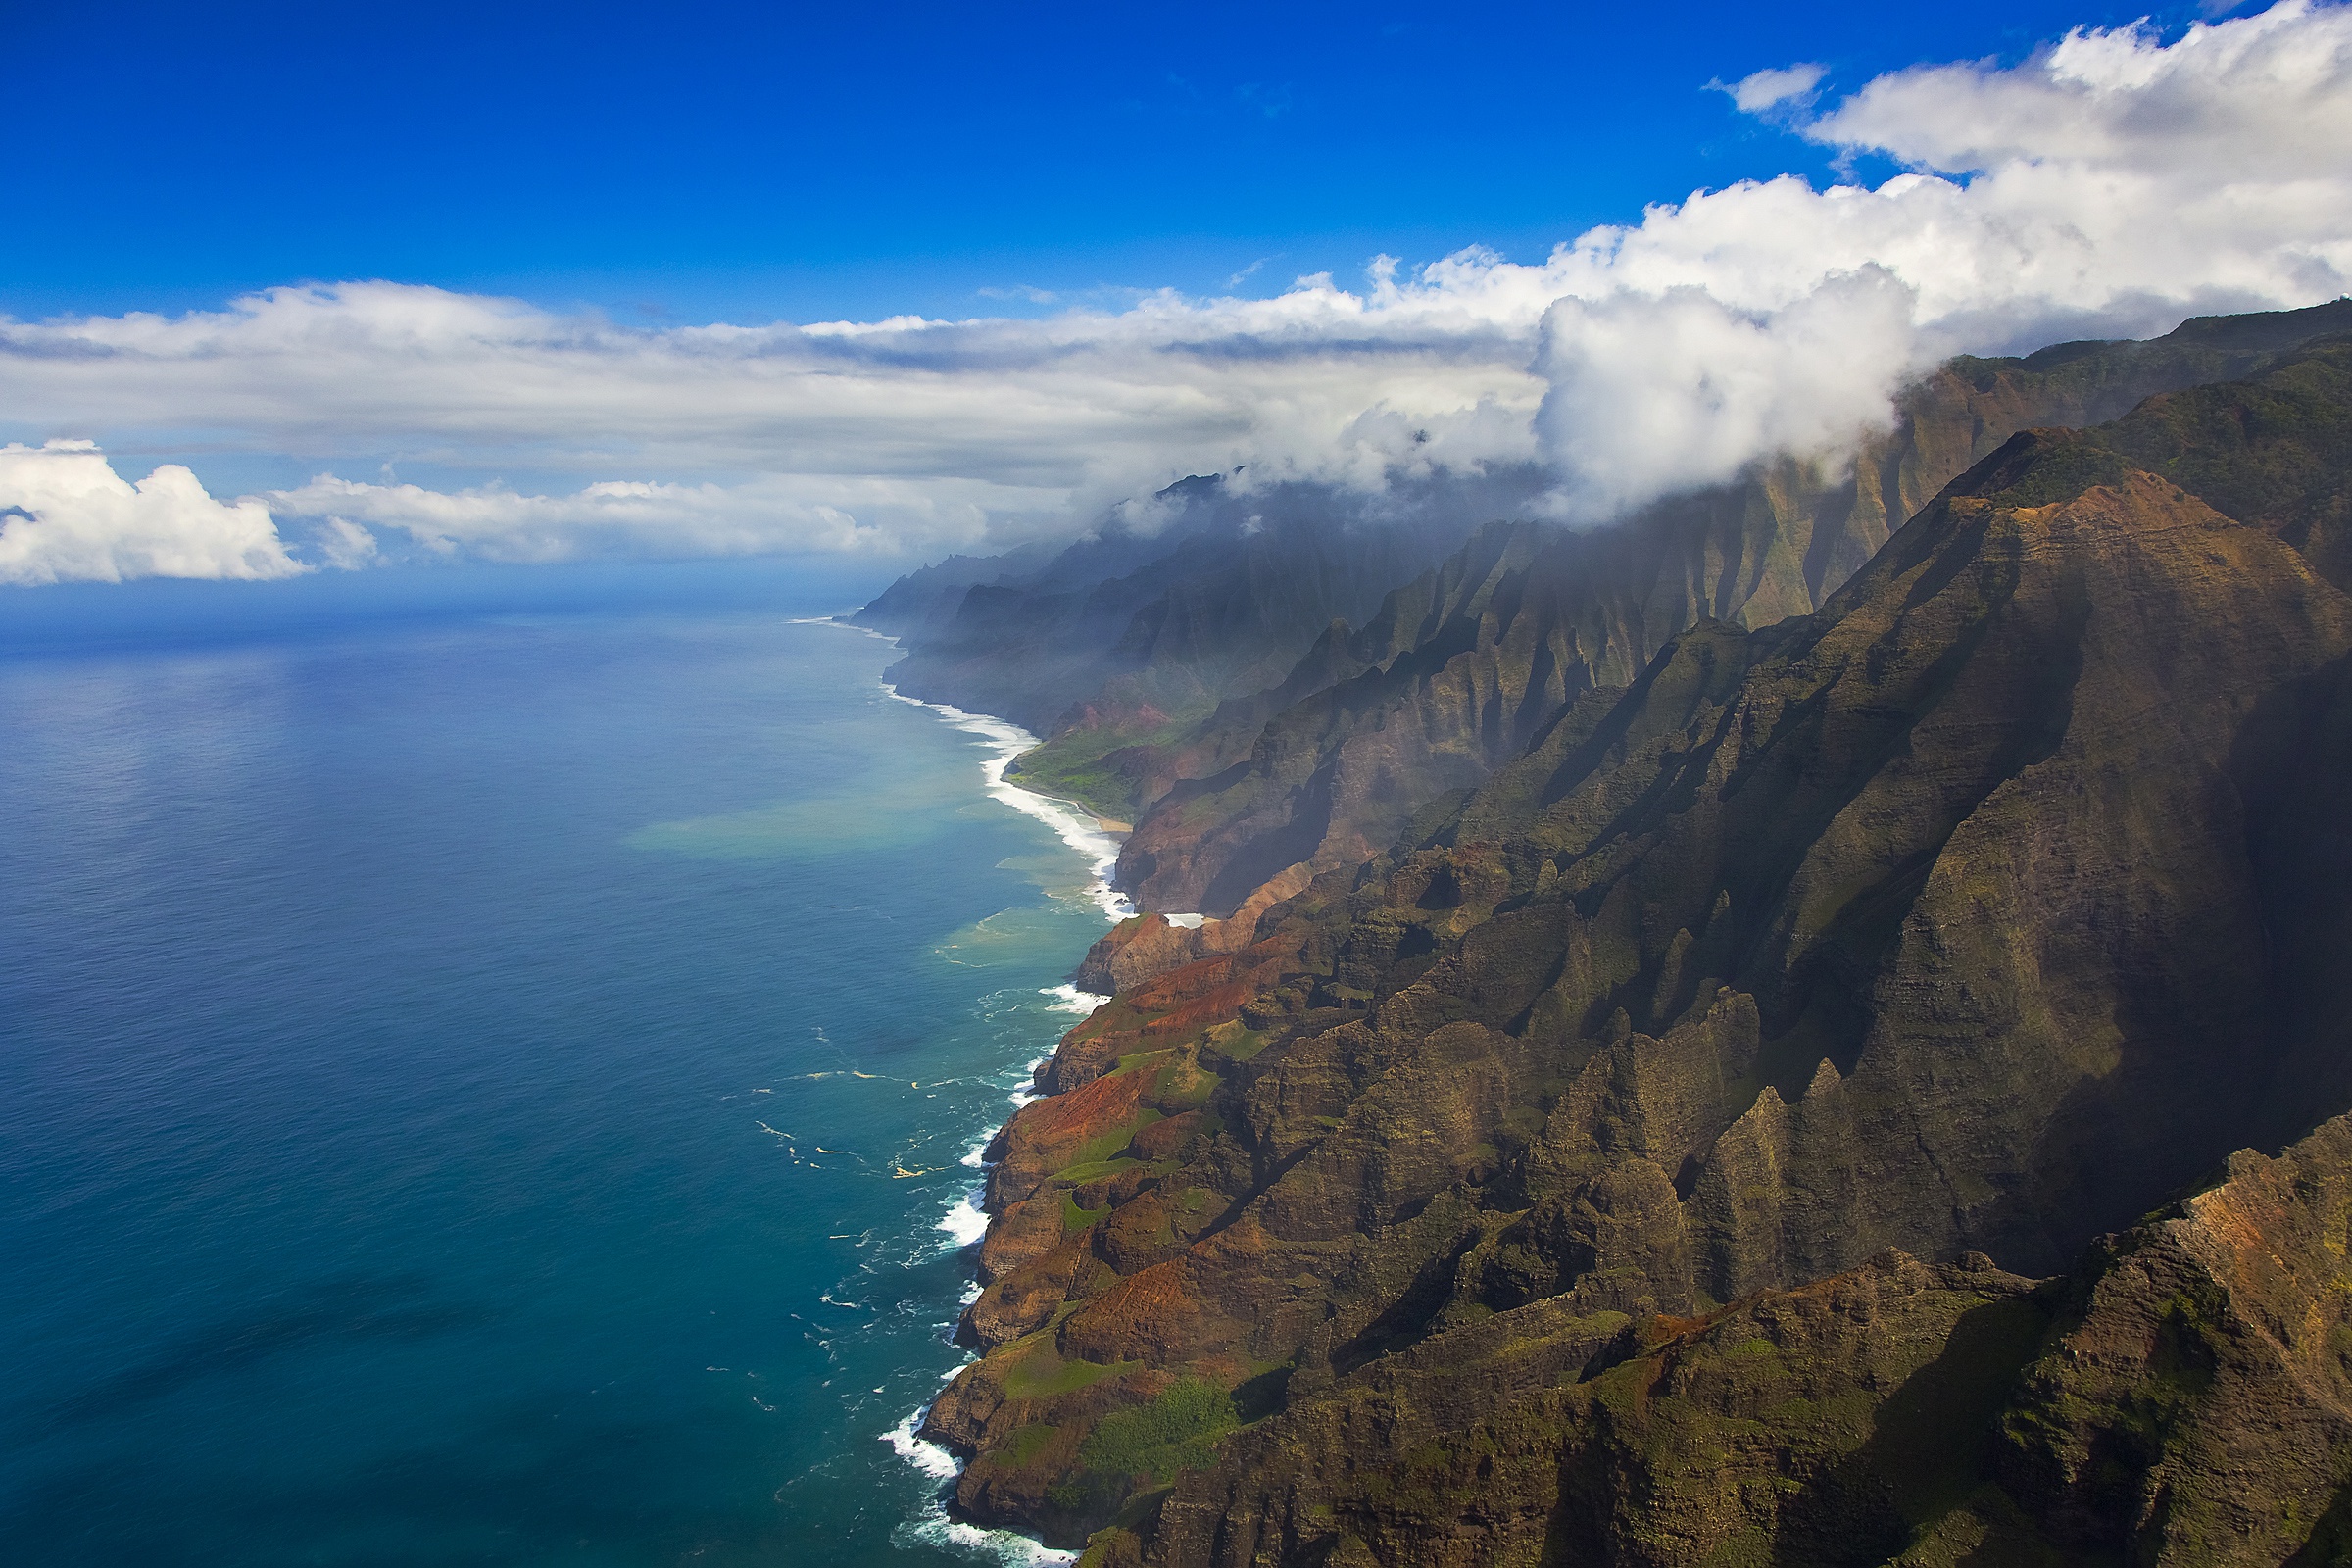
[884, 1406, 961, 1482]
[896, 1508, 1080, 1568]
[938, 1190, 989, 1250]
[1040, 983, 1109, 1017]
[885, 1404, 1079, 1565]
[1007, 1053, 1054, 1109]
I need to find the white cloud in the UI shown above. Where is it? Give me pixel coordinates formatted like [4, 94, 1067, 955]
[1, 2, 2348, 571]
[1520, 0, 2352, 515]
[1535, 269, 1919, 518]
[1810, 1, 2352, 180]
[312, 517, 381, 570]
[0, 275, 1551, 563]
[0, 441, 305, 585]
[266, 472, 936, 562]
[1720, 63, 1827, 113]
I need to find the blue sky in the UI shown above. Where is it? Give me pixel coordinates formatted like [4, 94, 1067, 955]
[5, 0, 2345, 587]
[7, 0, 2226, 325]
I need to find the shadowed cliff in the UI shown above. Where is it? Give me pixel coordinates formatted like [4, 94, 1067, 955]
[856, 470, 1547, 744]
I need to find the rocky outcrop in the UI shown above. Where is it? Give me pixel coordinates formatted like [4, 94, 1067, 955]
[1073, 865, 1316, 995]
[1993, 1113, 2352, 1566]
[1112, 1250, 2046, 1568]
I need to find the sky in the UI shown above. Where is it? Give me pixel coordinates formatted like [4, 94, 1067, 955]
[4, 0, 2349, 586]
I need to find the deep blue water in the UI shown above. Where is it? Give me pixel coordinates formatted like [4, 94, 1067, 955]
[0, 593, 1109, 1566]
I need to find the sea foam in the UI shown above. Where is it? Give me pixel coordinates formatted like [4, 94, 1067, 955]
[938, 1190, 990, 1250]
[881, 686, 1133, 923]
[886, 1410, 1078, 1566]
[1040, 982, 1108, 1017]
[858, 639, 1120, 1566]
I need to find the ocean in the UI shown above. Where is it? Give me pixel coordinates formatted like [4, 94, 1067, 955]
[0, 585, 1117, 1566]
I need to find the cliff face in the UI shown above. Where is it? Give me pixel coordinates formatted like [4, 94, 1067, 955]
[919, 331, 2352, 1559]
[1111, 302, 2352, 916]
[1108, 1109, 2352, 1568]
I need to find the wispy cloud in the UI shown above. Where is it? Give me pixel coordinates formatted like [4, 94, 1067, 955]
[1714, 62, 1827, 114]
[2, 2, 2347, 581]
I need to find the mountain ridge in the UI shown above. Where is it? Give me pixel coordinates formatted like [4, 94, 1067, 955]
[859, 303, 2352, 1564]
[893, 319, 2352, 1563]
[1105, 301, 2352, 918]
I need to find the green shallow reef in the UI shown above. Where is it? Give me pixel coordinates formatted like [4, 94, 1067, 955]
[862, 304, 2352, 1566]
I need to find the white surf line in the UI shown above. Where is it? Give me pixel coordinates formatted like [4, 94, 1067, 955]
[808, 612, 1129, 920]
[937, 1191, 991, 1250]
[1040, 982, 1110, 1017]
[879, 684, 1134, 923]
[825, 619, 1107, 1564]
[786, 613, 895, 640]
[886, 1410, 1079, 1566]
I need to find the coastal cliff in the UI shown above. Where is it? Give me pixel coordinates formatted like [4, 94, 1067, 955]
[1108, 301, 2352, 918]
[867, 306, 2352, 1564]
[868, 302, 2352, 920]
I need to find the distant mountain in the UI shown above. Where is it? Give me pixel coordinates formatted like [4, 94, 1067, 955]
[854, 468, 1550, 753]
[916, 322, 2352, 1561]
[1109, 299, 2352, 914]
[858, 302, 2352, 880]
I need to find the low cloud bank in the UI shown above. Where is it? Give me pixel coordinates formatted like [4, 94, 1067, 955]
[3, 1, 2348, 581]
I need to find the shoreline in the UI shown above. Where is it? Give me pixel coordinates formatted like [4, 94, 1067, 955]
[859, 646, 1125, 1566]
[808, 612, 1126, 1561]
[877, 685, 1135, 925]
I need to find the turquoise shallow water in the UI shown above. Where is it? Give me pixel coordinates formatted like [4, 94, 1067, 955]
[0, 597, 1111, 1565]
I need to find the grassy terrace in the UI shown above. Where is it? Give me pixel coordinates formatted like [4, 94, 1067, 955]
[1003, 705, 1211, 823]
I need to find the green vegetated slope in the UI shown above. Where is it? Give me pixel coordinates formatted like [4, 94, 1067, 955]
[919, 325, 2352, 1564]
[1110, 301, 2352, 914]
